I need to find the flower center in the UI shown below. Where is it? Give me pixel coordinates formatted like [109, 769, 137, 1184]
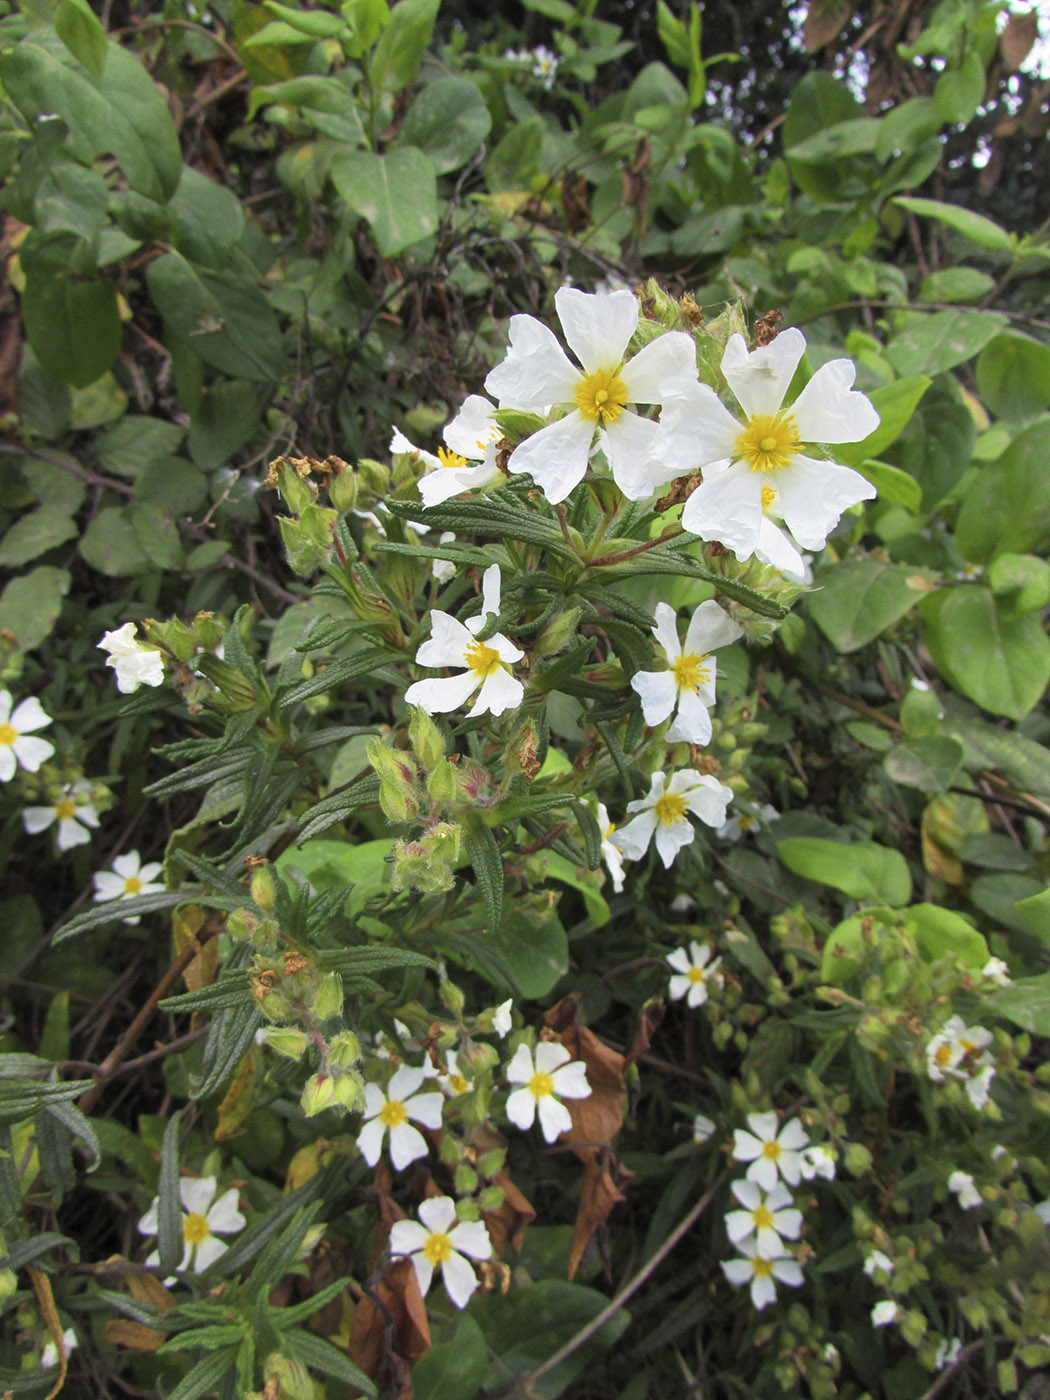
[182, 1212, 211, 1246]
[753, 1205, 774, 1231]
[529, 1071, 555, 1098]
[762, 1140, 781, 1161]
[687, 966, 706, 984]
[123, 876, 142, 895]
[450, 1074, 468, 1094]
[422, 1231, 453, 1266]
[379, 1099, 409, 1127]
[934, 1044, 954, 1067]
[654, 792, 688, 827]
[56, 799, 76, 820]
[736, 413, 800, 473]
[752, 1256, 774, 1278]
[672, 652, 710, 692]
[0, 723, 16, 746]
[574, 367, 628, 425]
[465, 639, 503, 678]
[438, 447, 468, 470]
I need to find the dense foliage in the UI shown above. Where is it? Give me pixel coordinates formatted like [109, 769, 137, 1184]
[0, 0, 1049, 1397]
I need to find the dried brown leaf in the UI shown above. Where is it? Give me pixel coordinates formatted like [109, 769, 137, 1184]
[1001, 11, 1038, 70]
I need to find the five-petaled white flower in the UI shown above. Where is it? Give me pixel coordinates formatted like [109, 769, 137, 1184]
[660, 329, 878, 572]
[139, 1176, 245, 1274]
[505, 1041, 591, 1143]
[982, 956, 1010, 986]
[389, 1196, 493, 1309]
[357, 1064, 444, 1171]
[0, 691, 54, 782]
[23, 780, 100, 851]
[41, 1327, 78, 1370]
[666, 940, 723, 1007]
[597, 802, 626, 893]
[871, 1300, 899, 1327]
[732, 1111, 810, 1191]
[718, 803, 780, 842]
[798, 1144, 836, 1181]
[98, 623, 165, 694]
[631, 601, 742, 745]
[437, 1049, 471, 1097]
[725, 1180, 803, 1256]
[611, 769, 733, 869]
[484, 287, 697, 504]
[405, 565, 524, 718]
[948, 1169, 982, 1210]
[414, 396, 504, 507]
[722, 1236, 803, 1311]
[92, 851, 164, 925]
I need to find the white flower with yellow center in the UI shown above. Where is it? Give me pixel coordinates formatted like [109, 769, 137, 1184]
[610, 769, 733, 869]
[417, 396, 504, 507]
[718, 803, 780, 842]
[484, 287, 697, 504]
[437, 1049, 471, 1097]
[925, 1015, 994, 1105]
[666, 940, 723, 1007]
[98, 623, 165, 694]
[92, 851, 164, 925]
[389, 1196, 493, 1309]
[661, 329, 878, 568]
[722, 1236, 803, 1311]
[732, 1111, 810, 1191]
[725, 1180, 803, 1256]
[23, 780, 100, 851]
[0, 691, 54, 782]
[357, 1064, 444, 1171]
[597, 801, 626, 893]
[139, 1176, 245, 1275]
[505, 1041, 591, 1143]
[404, 565, 524, 718]
[631, 601, 742, 745]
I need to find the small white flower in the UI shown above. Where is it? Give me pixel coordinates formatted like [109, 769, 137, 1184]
[505, 1041, 591, 1143]
[670, 893, 696, 913]
[484, 287, 697, 504]
[357, 1065, 444, 1171]
[732, 1111, 810, 1192]
[389, 1196, 492, 1309]
[718, 803, 780, 841]
[725, 1180, 803, 1256]
[799, 1144, 836, 1181]
[666, 940, 723, 1007]
[437, 1049, 471, 1097]
[40, 1327, 78, 1369]
[630, 601, 742, 745]
[433, 532, 458, 585]
[492, 999, 513, 1038]
[693, 1112, 715, 1143]
[405, 565, 524, 718]
[935, 1337, 962, 1371]
[823, 1343, 840, 1367]
[966, 1064, 996, 1111]
[611, 769, 733, 869]
[98, 623, 165, 694]
[721, 1236, 803, 1310]
[926, 1015, 994, 1104]
[92, 851, 164, 925]
[415, 396, 504, 508]
[139, 1176, 245, 1275]
[863, 1249, 894, 1278]
[982, 957, 1010, 986]
[23, 780, 100, 851]
[948, 1170, 982, 1210]
[871, 1300, 899, 1327]
[530, 44, 559, 88]
[597, 802, 626, 893]
[0, 691, 54, 781]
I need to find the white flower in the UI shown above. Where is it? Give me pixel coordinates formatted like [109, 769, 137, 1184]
[492, 999, 513, 1038]
[597, 802, 626, 893]
[41, 1327, 78, 1369]
[0, 691, 54, 781]
[926, 1015, 994, 1102]
[948, 1170, 982, 1210]
[483, 287, 697, 504]
[611, 769, 733, 869]
[863, 1249, 894, 1279]
[389, 1196, 492, 1309]
[531, 44, 559, 87]
[725, 1180, 803, 1256]
[799, 1145, 837, 1181]
[872, 1300, 899, 1327]
[732, 1111, 810, 1191]
[630, 601, 742, 745]
[505, 1041, 591, 1143]
[982, 956, 1010, 986]
[98, 623, 165, 694]
[417, 396, 504, 507]
[139, 1176, 245, 1274]
[404, 565, 524, 718]
[718, 803, 780, 841]
[92, 851, 164, 925]
[693, 1112, 715, 1143]
[666, 940, 723, 1007]
[433, 532, 458, 585]
[966, 1064, 996, 1111]
[721, 1236, 803, 1310]
[935, 1337, 962, 1371]
[437, 1049, 471, 1097]
[23, 780, 99, 851]
[357, 1064, 444, 1171]
[662, 329, 878, 570]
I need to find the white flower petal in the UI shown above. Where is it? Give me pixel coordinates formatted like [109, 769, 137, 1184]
[357, 1117, 387, 1167]
[537, 1093, 573, 1142]
[440, 1248, 479, 1309]
[416, 611, 473, 667]
[654, 815, 695, 868]
[550, 1062, 591, 1099]
[666, 688, 712, 746]
[666, 947, 693, 974]
[722, 1257, 754, 1286]
[667, 974, 691, 1001]
[409, 1251, 434, 1298]
[469, 667, 524, 718]
[791, 358, 880, 444]
[11, 697, 51, 734]
[444, 395, 499, 460]
[180, 1176, 217, 1216]
[388, 1120, 430, 1171]
[683, 777, 733, 828]
[630, 669, 678, 727]
[535, 1042, 572, 1074]
[12, 735, 54, 773]
[419, 460, 501, 507]
[417, 1196, 458, 1234]
[775, 454, 876, 552]
[192, 1235, 228, 1273]
[723, 329, 806, 420]
[680, 460, 764, 558]
[725, 1210, 756, 1244]
[22, 806, 56, 835]
[650, 603, 681, 662]
[405, 670, 481, 715]
[99, 623, 140, 657]
[602, 410, 663, 501]
[754, 517, 807, 577]
[611, 809, 656, 861]
[771, 1256, 803, 1287]
[622, 331, 697, 402]
[751, 1272, 777, 1310]
[505, 1085, 537, 1132]
[660, 378, 747, 474]
[746, 1157, 781, 1192]
[505, 1044, 535, 1084]
[485, 313, 580, 409]
[206, 1187, 245, 1234]
[390, 1220, 431, 1255]
[507, 412, 595, 504]
[448, 1219, 493, 1262]
[685, 600, 743, 656]
[138, 1198, 159, 1235]
[406, 1090, 445, 1130]
[555, 286, 638, 375]
[747, 1111, 779, 1140]
[0, 748, 15, 783]
[56, 817, 92, 851]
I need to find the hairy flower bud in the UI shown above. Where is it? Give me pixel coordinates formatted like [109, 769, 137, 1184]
[261, 1026, 309, 1060]
[301, 1073, 336, 1117]
[327, 1030, 361, 1069]
[249, 862, 277, 913]
[313, 972, 343, 1022]
[409, 706, 445, 770]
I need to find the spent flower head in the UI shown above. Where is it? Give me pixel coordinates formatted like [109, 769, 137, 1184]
[98, 623, 165, 694]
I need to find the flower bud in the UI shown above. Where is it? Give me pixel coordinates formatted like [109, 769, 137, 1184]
[194, 654, 258, 712]
[328, 465, 359, 513]
[478, 1184, 506, 1212]
[534, 606, 583, 658]
[409, 706, 445, 770]
[439, 979, 466, 1016]
[227, 909, 259, 943]
[301, 1073, 336, 1117]
[263, 1354, 315, 1400]
[0, 1270, 15, 1302]
[331, 1072, 363, 1111]
[261, 1027, 309, 1060]
[477, 1147, 506, 1179]
[458, 1040, 499, 1075]
[314, 972, 344, 1022]
[844, 1142, 873, 1177]
[327, 1030, 360, 1069]
[271, 460, 317, 513]
[357, 457, 389, 496]
[454, 1163, 479, 1195]
[250, 862, 277, 913]
[191, 612, 225, 653]
[427, 758, 458, 807]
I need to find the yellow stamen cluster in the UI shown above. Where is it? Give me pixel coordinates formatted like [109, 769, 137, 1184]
[672, 652, 711, 692]
[752, 1205, 774, 1231]
[574, 367, 628, 425]
[423, 1231, 453, 1265]
[529, 1071, 555, 1098]
[686, 966, 707, 984]
[438, 447, 468, 470]
[182, 1212, 211, 1246]
[465, 639, 503, 678]
[0, 724, 16, 746]
[752, 1257, 774, 1278]
[736, 413, 800, 474]
[56, 799, 76, 820]
[762, 1140, 782, 1161]
[761, 483, 777, 509]
[654, 792, 688, 827]
[124, 876, 142, 895]
[379, 1099, 409, 1127]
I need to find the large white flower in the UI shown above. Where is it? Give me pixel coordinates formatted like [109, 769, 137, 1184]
[666, 940, 723, 1007]
[505, 1041, 591, 1143]
[732, 1111, 810, 1191]
[389, 1196, 492, 1309]
[415, 396, 504, 507]
[721, 1236, 803, 1311]
[139, 1176, 245, 1274]
[611, 769, 733, 869]
[92, 851, 164, 925]
[597, 802, 626, 893]
[631, 601, 742, 745]
[0, 691, 54, 781]
[725, 1180, 803, 1257]
[23, 780, 100, 851]
[404, 565, 524, 718]
[98, 623, 165, 694]
[357, 1064, 444, 1171]
[484, 287, 697, 504]
[661, 329, 878, 569]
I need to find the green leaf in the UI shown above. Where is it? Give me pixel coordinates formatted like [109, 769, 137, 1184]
[0, 506, 77, 567]
[54, 0, 107, 78]
[131, 503, 183, 572]
[807, 560, 929, 652]
[96, 415, 186, 478]
[282, 1329, 376, 1392]
[835, 376, 930, 468]
[919, 267, 996, 303]
[976, 333, 1050, 422]
[907, 903, 988, 966]
[33, 158, 109, 244]
[79, 505, 150, 576]
[370, 0, 439, 93]
[777, 837, 911, 906]
[954, 420, 1050, 562]
[0, 1079, 95, 1126]
[782, 72, 866, 201]
[413, 1314, 488, 1400]
[891, 374, 976, 508]
[544, 851, 610, 928]
[166, 1348, 238, 1400]
[1015, 887, 1050, 943]
[156, 1109, 183, 1278]
[21, 265, 121, 388]
[490, 911, 569, 998]
[857, 459, 923, 512]
[168, 166, 247, 267]
[883, 736, 965, 792]
[919, 585, 1050, 721]
[463, 817, 503, 931]
[187, 381, 259, 469]
[400, 77, 492, 174]
[330, 148, 439, 256]
[933, 52, 986, 125]
[987, 973, 1050, 1036]
[0, 565, 70, 652]
[886, 309, 1007, 378]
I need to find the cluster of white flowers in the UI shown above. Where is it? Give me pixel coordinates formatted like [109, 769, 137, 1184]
[926, 1014, 996, 1110]
[503, 43, 559, 89]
